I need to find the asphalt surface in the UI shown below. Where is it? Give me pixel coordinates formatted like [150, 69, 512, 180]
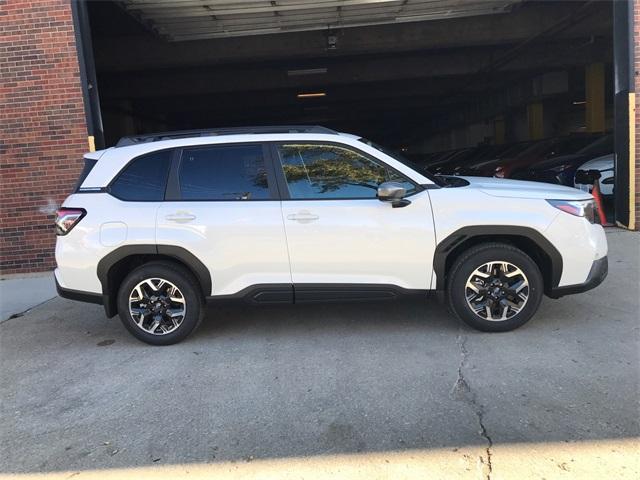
[1, 230, 638, 479]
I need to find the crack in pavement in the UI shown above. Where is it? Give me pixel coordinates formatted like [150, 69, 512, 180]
[451, 331, 493, 480]
[0, 295, 58, 324]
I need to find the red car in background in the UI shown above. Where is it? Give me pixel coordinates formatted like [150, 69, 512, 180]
[458, 135, 601, 178]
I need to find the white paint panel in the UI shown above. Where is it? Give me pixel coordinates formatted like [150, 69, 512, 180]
[281, 192, 436, 289]
[156, 201, 291, 296]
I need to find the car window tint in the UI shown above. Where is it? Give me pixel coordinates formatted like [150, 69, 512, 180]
[276, 144, 415, 199]
[110, 150, 172, 201]
[179, 144, 269, 201]
[73, 158, 97, 192]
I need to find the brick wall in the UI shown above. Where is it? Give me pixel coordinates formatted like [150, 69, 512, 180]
[0, 0, 87, 275]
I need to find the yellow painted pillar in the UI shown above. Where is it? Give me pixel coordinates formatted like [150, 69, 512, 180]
[494, 116, 505, 145]
[527, 103, 544, 140]
[585, 63, 605, 133]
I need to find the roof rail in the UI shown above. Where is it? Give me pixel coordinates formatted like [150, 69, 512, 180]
[115, 125, 338, 147]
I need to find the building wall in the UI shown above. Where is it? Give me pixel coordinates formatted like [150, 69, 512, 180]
[635, 0, 640, 230]
[0, 0, 87, 275]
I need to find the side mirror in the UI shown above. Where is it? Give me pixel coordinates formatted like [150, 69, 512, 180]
[377, 182, 411, 208]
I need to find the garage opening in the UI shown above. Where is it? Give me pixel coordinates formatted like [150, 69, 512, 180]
[81, 0, 617, 221]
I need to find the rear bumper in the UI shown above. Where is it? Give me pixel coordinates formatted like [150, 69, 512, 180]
[548, 256, 608, 298]
[55, 276, 116, 317]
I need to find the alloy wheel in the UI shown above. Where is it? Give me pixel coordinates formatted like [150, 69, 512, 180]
[129, 278, 186, 335]
[464, 261, 530, 321]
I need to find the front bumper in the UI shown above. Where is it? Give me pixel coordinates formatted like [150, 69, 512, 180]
[548, 256, 608, 298]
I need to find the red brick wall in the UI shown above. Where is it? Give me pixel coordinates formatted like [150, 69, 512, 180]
[0, 0, 87, 275]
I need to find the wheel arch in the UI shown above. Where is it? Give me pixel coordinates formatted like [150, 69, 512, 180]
[96, 245, 212, 317]
[433, 226, 562, 296]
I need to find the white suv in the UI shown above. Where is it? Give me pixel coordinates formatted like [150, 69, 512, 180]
[55, 126, 608, 345]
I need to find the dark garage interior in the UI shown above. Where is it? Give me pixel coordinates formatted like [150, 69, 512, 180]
[82, 0, 617, 219]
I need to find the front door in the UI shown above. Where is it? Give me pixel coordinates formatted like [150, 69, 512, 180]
[272, 142, 436, 293]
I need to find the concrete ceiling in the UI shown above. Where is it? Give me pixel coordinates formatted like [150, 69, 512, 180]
[121, 0, 522, 40]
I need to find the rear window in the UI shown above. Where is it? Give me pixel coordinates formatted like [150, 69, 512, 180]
[73, 158, 97, 192]
[109, 150, 172, 201]
[178, 144, 270, 201]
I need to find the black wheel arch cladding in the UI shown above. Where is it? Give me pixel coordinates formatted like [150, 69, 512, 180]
[433, 225, 563, 293]
[96, 245, 212, 317]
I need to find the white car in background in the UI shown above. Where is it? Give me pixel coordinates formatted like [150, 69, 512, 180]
[574, 154, 614, 196]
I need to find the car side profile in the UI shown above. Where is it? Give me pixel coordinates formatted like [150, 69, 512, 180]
[55, 126, 608, 345]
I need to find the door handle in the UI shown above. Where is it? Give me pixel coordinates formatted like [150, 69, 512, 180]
[165, 212, 197, 223]
[287, 211, 319, 223]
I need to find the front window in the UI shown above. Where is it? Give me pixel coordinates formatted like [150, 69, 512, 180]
[358, 138, 445, 186]
[276, 143, 416, 200]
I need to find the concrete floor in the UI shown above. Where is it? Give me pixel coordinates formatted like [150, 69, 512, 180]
[0, 230, 638, 479]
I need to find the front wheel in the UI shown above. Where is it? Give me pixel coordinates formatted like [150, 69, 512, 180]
[117, 261, 204, 345]
[447, 243, 544, 332]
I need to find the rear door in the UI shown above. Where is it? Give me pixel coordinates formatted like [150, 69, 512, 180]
[272, 141, 436, 293]
[156, 143, 291, 297]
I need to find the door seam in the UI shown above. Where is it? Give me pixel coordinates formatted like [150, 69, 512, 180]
[278, 200, 295, 300]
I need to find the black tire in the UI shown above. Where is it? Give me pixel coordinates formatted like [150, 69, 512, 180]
[447, 243, 543, 332]
[117, 261, 204, 345]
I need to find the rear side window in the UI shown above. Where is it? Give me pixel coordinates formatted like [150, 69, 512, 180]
[73, 158, 97, 192]
[178, 144, 270, 201]
[110, 150, 172, 201]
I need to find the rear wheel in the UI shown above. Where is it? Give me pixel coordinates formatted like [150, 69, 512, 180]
[447, 243, 543, 332]
[117, 262, 204, 345]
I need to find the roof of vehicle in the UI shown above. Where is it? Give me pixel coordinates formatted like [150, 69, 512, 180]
[115, 125, 340, 147]
[577, 153, 614, 172]
[80, 129, 435, 188]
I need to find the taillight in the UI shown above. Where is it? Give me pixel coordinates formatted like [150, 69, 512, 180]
[55, 208, 86, 235]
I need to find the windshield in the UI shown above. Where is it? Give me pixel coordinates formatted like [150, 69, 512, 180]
[577, 134, 613, 156]
[358, 138, 442, 185]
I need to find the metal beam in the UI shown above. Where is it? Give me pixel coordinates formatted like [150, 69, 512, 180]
[94, 2, 611, 72]
[120, 0, 518, 40]
[97, 39, 612, 99]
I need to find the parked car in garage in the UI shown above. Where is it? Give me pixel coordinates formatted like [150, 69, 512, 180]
[511, 134, 613, 186]
[447, 141, 533, 176]
[421, 148, 473, 174]
[574, 153, 615, 196]
[455, 139, 562, 178]
[491, 135, 601, 179]
[434, 143, 521, 176]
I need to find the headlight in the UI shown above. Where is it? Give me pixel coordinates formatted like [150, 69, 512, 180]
[547, 199, 596, 223]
